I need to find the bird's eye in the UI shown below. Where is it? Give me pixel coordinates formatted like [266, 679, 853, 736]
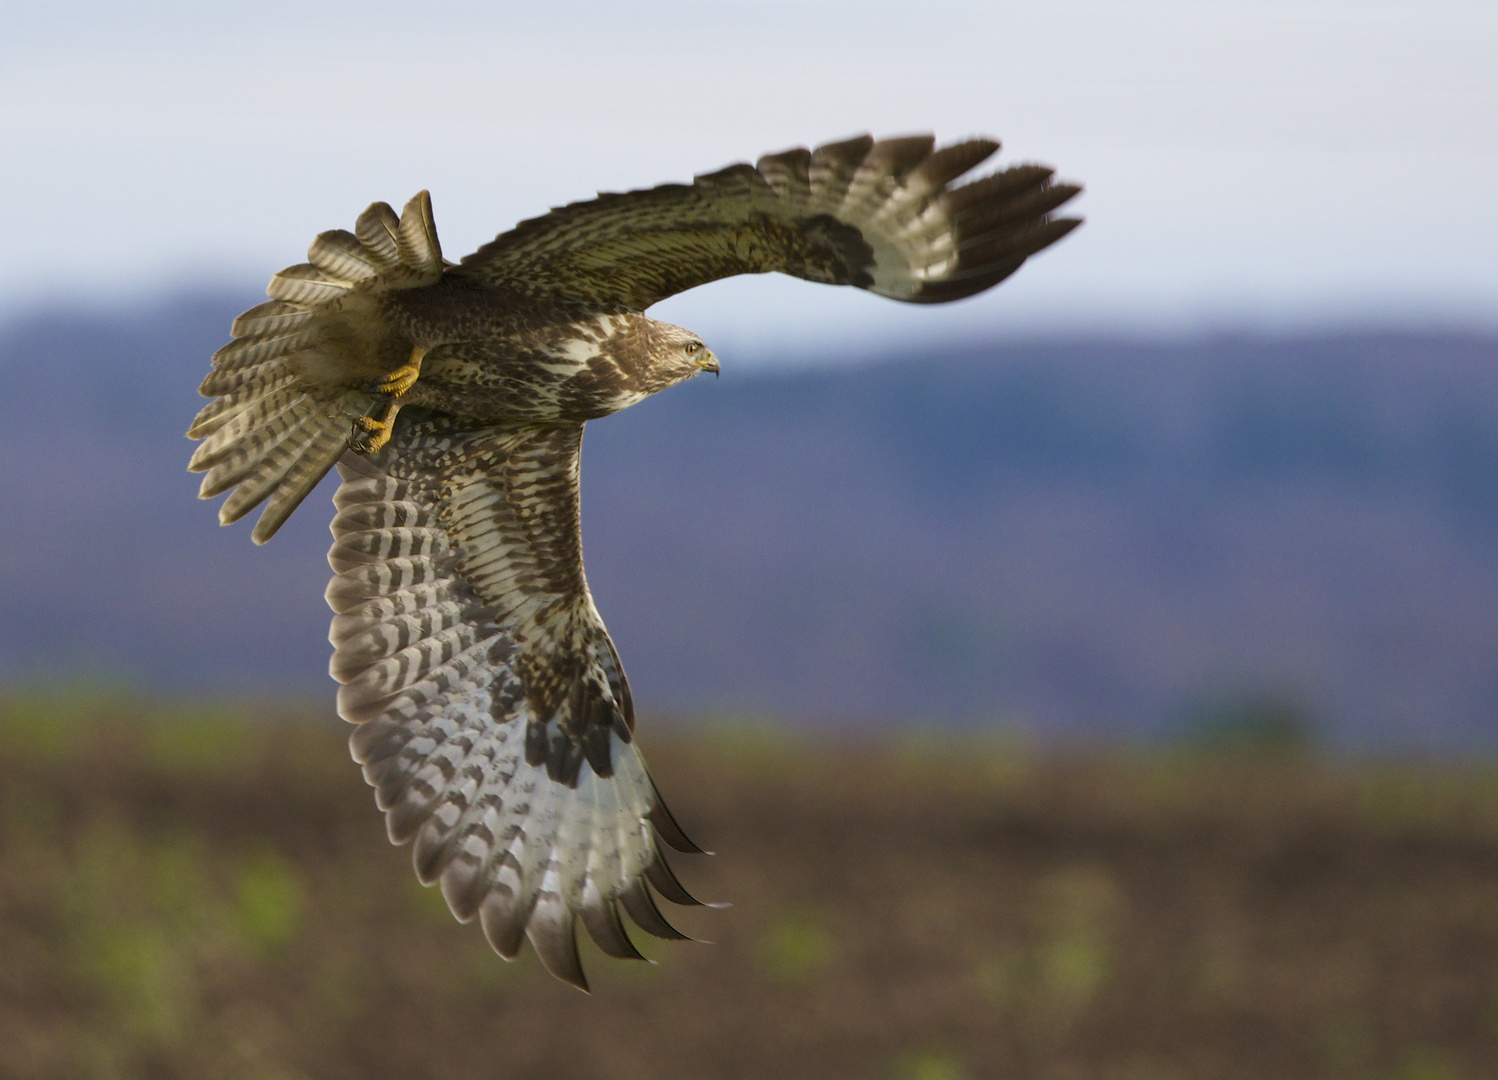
[685, 342, 701, 356]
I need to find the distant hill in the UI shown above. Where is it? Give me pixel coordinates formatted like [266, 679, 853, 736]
[2, 297, 1496, 748]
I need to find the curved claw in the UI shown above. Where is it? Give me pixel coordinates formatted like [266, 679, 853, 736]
[369, 357, 423, 397]
[350, 410, 396, 455]
[353, 345, 428, 454]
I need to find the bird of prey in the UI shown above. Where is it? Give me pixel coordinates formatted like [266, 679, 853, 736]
[187, 134, 1081, 989]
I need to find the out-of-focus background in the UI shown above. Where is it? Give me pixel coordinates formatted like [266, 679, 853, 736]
[2, 2, 1496, 1077]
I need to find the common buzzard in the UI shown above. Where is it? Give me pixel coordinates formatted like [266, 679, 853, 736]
[188, 134, 1081, 989]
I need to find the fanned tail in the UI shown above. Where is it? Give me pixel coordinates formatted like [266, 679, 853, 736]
[187, 192, 446, 544]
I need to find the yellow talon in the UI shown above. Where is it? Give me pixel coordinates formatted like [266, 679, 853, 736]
[371, 345, 428, 397]
[354, 345, 428, 454]
[350, 408, 397, 455]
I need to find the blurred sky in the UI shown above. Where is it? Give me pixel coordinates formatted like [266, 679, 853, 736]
[2, 0, 1495, 363]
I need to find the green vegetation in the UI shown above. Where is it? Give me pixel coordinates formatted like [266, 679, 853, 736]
[756, 910, 837, 984]
[891, 1048, 969, 1080]
[234, 847, 306, 954]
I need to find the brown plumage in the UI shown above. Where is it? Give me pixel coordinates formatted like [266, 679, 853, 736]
[187, 134, 1082, 989]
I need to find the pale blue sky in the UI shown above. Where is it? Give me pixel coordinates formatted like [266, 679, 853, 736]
[2, 0, 1494, 361]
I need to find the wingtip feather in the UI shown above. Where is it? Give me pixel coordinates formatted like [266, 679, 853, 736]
[648, 776, 709, 854]
[526, 904, 590, 991]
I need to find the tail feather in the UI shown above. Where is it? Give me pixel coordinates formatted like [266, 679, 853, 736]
[199, 406, 321, 501]
[198, 357, 293, 399]
[396, 191, 443, 274]
[189, 191, 447, 542]
[186, 371, 299, 439]
[214, 398, 362, 533]
[187, 385, 304, 471]
[266, 264, 350, 305]
[355, 203, 402, 267]
[216, 412, 323, 523]
[309, 229, 384, 283]
[210, 326, 325, 372]
[230, 300, 316, 338]
[251, 422, 351, 544]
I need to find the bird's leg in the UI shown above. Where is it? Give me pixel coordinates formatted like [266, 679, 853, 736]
[351, 345, 428, 455]
[350, 401, 401, 454]
[370, 345, 428, 398]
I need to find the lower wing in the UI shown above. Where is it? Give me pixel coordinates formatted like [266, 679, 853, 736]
[324, 415, 708, 990]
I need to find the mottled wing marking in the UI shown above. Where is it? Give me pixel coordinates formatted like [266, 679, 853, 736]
[453, 134, 1082, 308]
[326, 414, 704, 990]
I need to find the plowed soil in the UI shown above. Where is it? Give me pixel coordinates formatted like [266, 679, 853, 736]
[2, 695, 1497, 1079]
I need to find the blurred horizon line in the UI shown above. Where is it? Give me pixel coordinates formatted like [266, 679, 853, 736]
[5, 680, 1494, 762]
[4, 284, 1497, 371]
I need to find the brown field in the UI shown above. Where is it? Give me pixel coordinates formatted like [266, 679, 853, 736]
[1, 693, 1497, 1080]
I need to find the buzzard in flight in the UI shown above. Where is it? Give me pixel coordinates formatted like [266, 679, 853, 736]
[188, 134, 1081, 989]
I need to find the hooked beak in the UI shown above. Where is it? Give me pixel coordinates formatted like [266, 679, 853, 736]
[694, 350, 720, 377]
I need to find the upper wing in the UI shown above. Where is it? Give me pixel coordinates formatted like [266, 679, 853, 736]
[326, 414, 706, 990]
[451, 134, 1082, 309]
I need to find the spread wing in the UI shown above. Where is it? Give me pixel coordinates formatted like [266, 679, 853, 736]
[326, 413, 707, 990]
[452, 134, 1082, 309]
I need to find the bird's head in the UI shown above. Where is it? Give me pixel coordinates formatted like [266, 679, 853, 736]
[635, 319, 719, 392]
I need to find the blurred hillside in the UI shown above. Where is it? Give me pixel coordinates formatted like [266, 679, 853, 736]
[2, 695, 1497, 1080]
[1, 299, 1496, 747]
